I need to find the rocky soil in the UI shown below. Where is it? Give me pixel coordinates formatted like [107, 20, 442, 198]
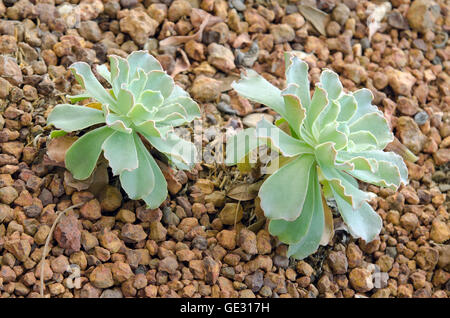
[0, 0, 449, 298]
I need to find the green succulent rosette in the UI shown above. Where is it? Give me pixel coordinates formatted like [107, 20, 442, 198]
[226, 52, 408, 259]
[48, 51, 201, 209]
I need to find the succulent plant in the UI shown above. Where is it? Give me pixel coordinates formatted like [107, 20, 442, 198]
[47, 51, 201, 209]
[226, 52, 408, 260]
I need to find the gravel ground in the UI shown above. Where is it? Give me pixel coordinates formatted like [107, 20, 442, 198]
[0, 0, 449, 298]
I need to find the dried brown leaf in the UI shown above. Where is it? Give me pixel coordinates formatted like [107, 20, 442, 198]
[227, 181, 262, 201]
[47, 135, 78, 165]
[171, 48, 191, 77]
[159, 9, 222, 49]
[298, 5, 329, 36]
[385, 137, 419, 163]
[320, 195, 334, 246]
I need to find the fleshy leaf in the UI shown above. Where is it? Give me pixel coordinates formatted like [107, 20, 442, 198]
[164, 97, 201, 123]
[256, 118, 313, 157]
[259, 154, 315, 221]
[339, 150, 408, 187]
[96, 64, 111, 84]
[144, 132, 198, 170]
[268, 166, 317, 243]
[348, 88, 382, 124]
[319, 122, 348, 150]
[319, 70, 342, 100]
[102, 131, 138, 175]
[142, 156, 168, 209]
[285, 56, 311, 109]
[139, 90, 164, 112]
[348, 112, 393, 149]
[110, 55, 130, 97]
[164, 85, 189, 104]
[127, 51, 163, 79]
[145, 71, 174, 99]
[127, 103, 152, 124]
[135, 120, 162, 137]
[231, 69, 286, 116]
[120, 133, 155, 199]
[48, 104, 105, 132]
[65, 126, 114, 180]
[116, 87, 135, 115]
[315, 143, 375, 208]
[348, 131, 378, 151]
[103, 105, 132, 133]
[281, 87, 306, 136]
[337, 93, 357, 122]
[154, 103, 188, 122]
[128, 69, 148, 98]
[287, 170, 324, 259]
[306, 86, 328, 132]
[332, 190, 382, 242]
[70, 62, 117, 108]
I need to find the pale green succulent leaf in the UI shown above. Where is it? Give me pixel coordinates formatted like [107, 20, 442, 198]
[259, 154, 315, 221]
[70, 62, 117, 109]
[255, 118, 313, 157]
[269, 166, 317, 244]
[142, 155, 168, 209]
[285, 55, 311, 109]
[332, 190, 382, 242]
[128, 69, 148, 98]
[116, 87, 135, 115]
[127, 103, 152, 124]
[348, 161, 401, 190]
[103, 105, 132, 133]
[319, 122, 348, 150]
[315, 143, 376, 208]
[280, 87, 306, 136]
[127, 50, 162, 79]
[348, 131, 378, 151]
[102, 131, 138, 175]
[144, 133, 198, 170]
[96, 64, 111, 84]
[155, 113, 187, 127]
[306, 86, 328, 133]
[165, 97, 201, 123]
[145, 71, 174, 99]
[47, 104, 105, 132]
[348, 112, 393, 149]
[336, 93, 357, 122]
[135, 120, 162, 137]
[319, 70, 342, 100]
[164, 85, 189, 104]
[287, 172, 324, 260]
[231, 69, 286, 116]
[120, 133, 155, 199]
[339, 150, 408, 187]
[139, 90, 164, 112]
[316, 100, 340, 131]
[348, 88, 382, 123]
[65, 126, 114, 180]
[110, 55, 130, 96]
[154, 103, 188, 122]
